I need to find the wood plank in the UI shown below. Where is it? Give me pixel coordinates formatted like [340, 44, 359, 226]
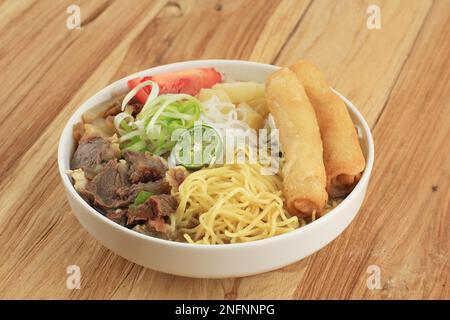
[108, 0, 292, 79]
[0, 0, 310, 299]
[0, 0, 165, 180]
[249, 0, 312, 63]
[0, 0, 35, 31]
[275, 0, 433, 128]
[294, 0, 450, 299]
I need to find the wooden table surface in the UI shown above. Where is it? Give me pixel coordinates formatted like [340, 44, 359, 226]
[0, 0, 448, 300]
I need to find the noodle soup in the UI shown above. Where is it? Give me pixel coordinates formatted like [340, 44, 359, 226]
[66, 62, 365, 244]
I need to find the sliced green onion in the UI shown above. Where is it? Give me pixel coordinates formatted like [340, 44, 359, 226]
[121, 80, 159, 111]
[119, 130, 142, 142]
[115, 87, 202, 155]
[114, 111, 134, 134]
[122, 139, 147, 152]
[160, 112, 193, 120]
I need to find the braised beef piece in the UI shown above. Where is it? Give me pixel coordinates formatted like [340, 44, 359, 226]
[70, 128, 177, 239]
[148, 218, 168, 234]
[125, 194, 177, 232]
[71, 135, 120, 179]
[79, 160, 130, 210]
[77, 160, 170, 212]
[146, 195, 177, 233]
[123, 150, 168, 184]
[126, 207, 152, 228]
[132, 224, 170, 240]
[113, 181, 169, 203]
[130, 103, 144, 115]
[104, 104, 121, 117]
[129, 180, 171, 199]
[165, 166, 188, 189]
[104, 102, 143, 118]
[106, 209, 127, 226]
[148, 194, 177, 218]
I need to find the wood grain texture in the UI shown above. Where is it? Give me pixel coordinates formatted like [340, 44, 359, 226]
[275, 0, 433, 127]
[0, 0, 448, 299]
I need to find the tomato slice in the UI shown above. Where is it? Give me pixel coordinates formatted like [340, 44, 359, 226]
[127, 78, 149, 104]
[149, 68, 222, 95]
[127, 68, 222, 103]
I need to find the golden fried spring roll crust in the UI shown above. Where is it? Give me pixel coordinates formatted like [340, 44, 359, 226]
[265, 68, 327, 217]
[289, 61, 366, 197]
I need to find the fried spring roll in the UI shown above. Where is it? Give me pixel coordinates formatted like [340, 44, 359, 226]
[289, 61, 366, 197]
[265, 68, 327, 217]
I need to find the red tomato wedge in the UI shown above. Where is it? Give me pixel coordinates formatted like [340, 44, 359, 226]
[127, 78, 149, 104]
[127, 68, 222, 104]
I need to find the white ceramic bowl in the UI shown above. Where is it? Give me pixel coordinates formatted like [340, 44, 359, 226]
[58, 60, 374, 278]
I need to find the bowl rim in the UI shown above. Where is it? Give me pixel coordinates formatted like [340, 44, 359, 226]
[58, 59, 374, 250]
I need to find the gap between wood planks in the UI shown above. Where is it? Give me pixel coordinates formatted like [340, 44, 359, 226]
[271, 0, 314, 65]
[81, 0, 115, 27]
[371, 4, 433, 131]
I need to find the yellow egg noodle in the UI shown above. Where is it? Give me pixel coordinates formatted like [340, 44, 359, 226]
[172, 163, 302, 244]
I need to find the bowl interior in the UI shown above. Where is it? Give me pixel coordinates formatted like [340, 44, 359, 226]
[58, 59, 374, 248]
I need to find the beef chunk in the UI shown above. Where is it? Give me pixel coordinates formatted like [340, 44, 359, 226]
[123, 150, 168, 184]
[104, 97, 142, 117]
[147, 194, 177, 234]
[111, 179, 171, 210]
[78, 165, 171, 213]
[80, 160, 131, 210]
[132, 224, 170, 240]
[125, 194, 177, 233]
[128, 179, 171, 200]
[147, 218, 168, 233]
[106, 209, 127, 226]
[147, 194, 177, 218]
[129, 103, 144, 116]
[104, 104, 121, 117]
[71, 135, 120, 179]
[165, 166, 188, 190]
[125, 206, 152, 228]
